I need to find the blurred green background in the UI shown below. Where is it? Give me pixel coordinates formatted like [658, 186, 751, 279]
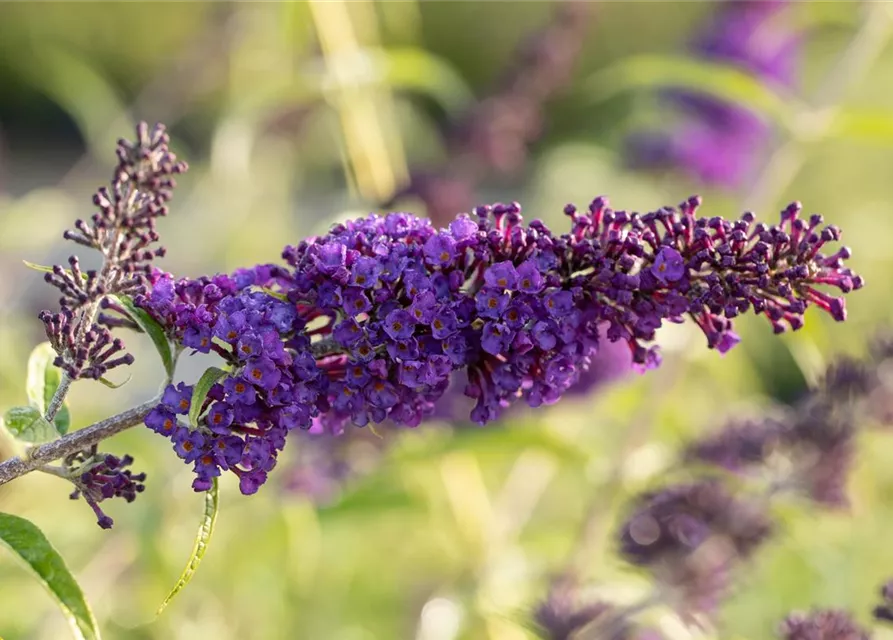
[2, 2, 893, 639]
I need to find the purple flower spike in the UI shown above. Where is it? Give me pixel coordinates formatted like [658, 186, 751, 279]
[142, 193, 860, 493]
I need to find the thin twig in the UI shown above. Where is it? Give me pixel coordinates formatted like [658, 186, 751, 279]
[0, 396, 160, 486]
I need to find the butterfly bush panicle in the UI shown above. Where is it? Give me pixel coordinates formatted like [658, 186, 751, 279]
[140, 195, 860, 494]
[533, 581, 663, 640]
[65, 447, 147, 529]
[39, 122, 188, 381]
[873, 580, 893, 624]
[778, 609, 870, 640]
[628, 0, 798, 188]
[618, 479, 772, 617]
[686, 336, 893, 509]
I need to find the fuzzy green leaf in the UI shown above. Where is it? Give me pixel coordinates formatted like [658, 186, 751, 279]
[113, 295, 175, 378]
[157, 478, 219, 615]
[2, 406, 59, 444]
[0, 512, 100, 640]
[26, 342, 70, 435]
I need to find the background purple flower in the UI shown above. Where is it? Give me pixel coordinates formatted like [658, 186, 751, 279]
[627, 0, 799, 189]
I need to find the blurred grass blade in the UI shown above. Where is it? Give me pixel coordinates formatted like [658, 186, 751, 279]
[829, 109, 893, 145]
[113, 296, 175, 379]
[584, 54, 802, 130]
[188, 367, 228, 428]
[0, 513, 100, 640]
[157, 478, 219, 615]
[26, 342, 70, 435]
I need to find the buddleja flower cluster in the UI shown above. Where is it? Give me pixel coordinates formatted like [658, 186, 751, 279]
[30, 123, 185, 527]
[39, 122, 188, 380]
[533, 340, 893, 638]
[138, 194, 859, 495]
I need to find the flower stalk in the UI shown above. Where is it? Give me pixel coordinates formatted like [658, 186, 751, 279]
[0, 397, 160, 487]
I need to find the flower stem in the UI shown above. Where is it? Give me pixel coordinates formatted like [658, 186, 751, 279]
[44, 372, 72, 423]
[0, 395, 160, 486]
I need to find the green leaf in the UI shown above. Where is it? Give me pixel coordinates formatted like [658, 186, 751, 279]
[584, 54, 802, 131]
[96, 375, 132, 390]
[157, 478, 219, 615]
[2, 406, 59, 444]
[0, 512, 101, 640]
[22, 260, 57, 275]
[188, 367, 228, 428]
[113, 296, 175, 379]
[22, 260, 87, 281]
[26, 342, 70, 435]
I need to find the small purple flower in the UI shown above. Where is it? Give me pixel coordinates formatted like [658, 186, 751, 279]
[205, 401, 234, 434]
[317, 282, 343, 308]
[243, 357, 282, 390]
[481, 322, 513, 355]
[532, 320, 558, 351]
[173, 427, 206, 463]
[236, 332, 263, 360]
[345, 361, 372, 387]
[384, 309, 415, 341]
[313, 243, 347, 277]
[409, 291, 437, 324]
[350, 256, 382, 289]
[651, 246, 685, 283]
[544, 289, 574, 317]
[475, 287, 510, 319]
[365, 379, 399, 408]
[403, 270, 431, 299]
[351, 340, 376, 362]
[145, 407, 177, 436]
[715, 330, 741, 354]
[266, 302, 297, 333]
[387, 338, 420, 361]
[484, 261, 519, 290]
[183, 326, 212, 353]
[398, 361, 425, 388]
[224, 376, 257, 405]
[443, 334, 469, 365]
[423, 233, 457, 267]
[239, 470, 268, 495]
[502, 301, 530, 329]
[423, 355, 452, 386]
[431, 307, 459, 339]
[213, 312, 246, 343]
[516, 260, 545, 294]
[449, 215, 478, 241]
[278, 404, 311, 430]
[161, 382, 192, 414]
[333, 318, 364, 347]
[342, 287, 372, 316]
[193, 453, 222, 486]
